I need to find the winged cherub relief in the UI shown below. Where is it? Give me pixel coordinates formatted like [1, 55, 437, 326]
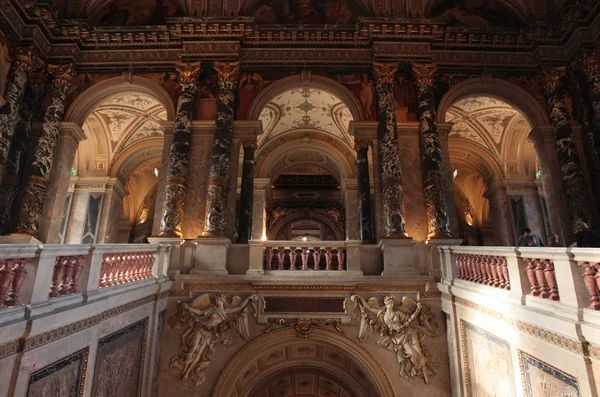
[350, 295, 437, 384]
[169, 293, 258, 386]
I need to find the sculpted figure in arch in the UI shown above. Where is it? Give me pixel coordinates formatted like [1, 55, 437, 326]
[351, 295, 437, 384]
[169, 293, 258, 386]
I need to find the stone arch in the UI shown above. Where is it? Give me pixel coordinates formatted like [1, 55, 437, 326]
[109, 136, 163, 180]
[437, 78, 548, 127]
[213, 327, 395, 397]
[247, 74, 366, 123]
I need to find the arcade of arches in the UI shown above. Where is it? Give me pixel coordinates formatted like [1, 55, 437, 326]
[0, 1, 599, 397]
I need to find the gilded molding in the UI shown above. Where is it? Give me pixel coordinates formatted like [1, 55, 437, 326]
[175, 61, 201, 85]
[214, 61, 240, 83]
[412, 63, 438, 87]
[372, 61, 399, 84]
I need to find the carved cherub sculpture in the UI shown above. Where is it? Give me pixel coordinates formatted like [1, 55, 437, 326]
[169, 293, 258, 386]
[350, 294, 437, 384]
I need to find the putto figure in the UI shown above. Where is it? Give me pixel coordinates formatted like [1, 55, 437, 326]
[169, 293, 258, 385]
[351, 294, 437, 384]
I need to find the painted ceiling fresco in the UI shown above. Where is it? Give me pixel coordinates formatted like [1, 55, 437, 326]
[258, 87, 354, 146]
[247, 0, 365, 24]
[82, 93, 166, 159]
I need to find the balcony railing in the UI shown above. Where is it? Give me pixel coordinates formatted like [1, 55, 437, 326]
[264, 245, 346, 271]
[439, 246, 600, 311]
[0, 244, 170, 314]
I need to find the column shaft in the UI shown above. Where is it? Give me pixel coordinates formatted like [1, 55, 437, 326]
[355, 142, 373, 242]
[16, 65, 74, 236]
[413, 63, 452, 239]
[540, 67, 596, 228]
[237, 141, 255, 243]
[158, 62, 200, 237]
[0, 48, 32, 183]
[203, 61, 239, 237]
[373, 62, 408, 238]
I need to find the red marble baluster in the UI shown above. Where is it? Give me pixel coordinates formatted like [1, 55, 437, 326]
[462, 254, 471, 281]
[277, 248, 285, 270]
[467, 255, 476, 281]
[0, 260, 13, 308]
[8, 259, 28, 305]
[524, 258, 540, 296]
[325, 248, 333, 270]
[337, 248, 345, 271]
[265, 247, 273, 270]
[489, 257, 500, 287]
[474, 255, 484, 283]
[301, 248, 308, 270]
[313, 249, 321, 271]
[534, 259, 550, 299]
[49, 257, 67, 297]
[455, 254, 463, 279]
[99, 255, 109, 288]
[68, 256, 84, 294]
[60, 257, 75, 296]
[496, 256, 507, 289]
[501, 257, 510, 290]
[542, 259, 560, 301]
[579, 262, 600, 310]
[146, 253, 154, 278]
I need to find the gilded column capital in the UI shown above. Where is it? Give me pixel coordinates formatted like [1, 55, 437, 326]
[354, 139, 370, 150]
[373, 62, 399, 84]
[175, 61, 201, 85]
[411, 63, 438, 87]
[581, 49, 600, 78]
[214, 61, 240, 84]
[48, 64, 76, 87]
[13, 47, 34, 72]
[539, 66, 566, 96]
[241, 139, 257, 149]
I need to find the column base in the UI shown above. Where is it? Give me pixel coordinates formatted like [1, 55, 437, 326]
[200, 230, 227, 238]
[427, 231, 454, 239]
[382, 231, 411, 239]
[156, 230, 183, 238]
[190, 237, 230, 275]
[426, 238, 463, 279]
[0, 234, 43, 245]
[380, 238, 424, 278]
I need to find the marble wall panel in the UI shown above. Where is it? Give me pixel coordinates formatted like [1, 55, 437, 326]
[181, 135, 213, 237]
[26, 347, 88, 397]
[57, 193, 73, 244]
[151, 311, 166, 397]
[519, 351, 580, 397]
[460, 320, 515, 397]
[81, 193, 104, 244]
[91, 318, 148, 397]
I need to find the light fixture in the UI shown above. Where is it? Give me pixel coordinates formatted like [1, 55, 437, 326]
[302, 233, 309, 242]
[261, 235, 267, 241]
[453, 169, 458, 179]
[154, 167, 159, 177]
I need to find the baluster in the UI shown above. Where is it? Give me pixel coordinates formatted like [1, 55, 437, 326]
[501, 257, 510, 290]
[99, 255, 110, 288]
[466, 254, 475, 281]
[455, 254, 463, 279]
[7, 259, 28, 305]
[68, 256, 84, 294]
[524, 258, 540, 296]
[495, 256, 506, 289]
[542, 259, 559, 301]
[325, 248, 333, 270]
[290, 248, 298, 270]
[489, 257, 500, 288]
[472, 255, 482, 283]
[301, 248, 308, 270]
[60, 257, 75, 296]
[313, 249, 321, 271]
[106, 254, 118, 286]
[0, 260, 13, 308]
[534, 259, 550, 299]
[579, 262, 600, 309]
[145, 253, 154, 278]
[481, 256, 490, 284]
[277, 248, 285, 270]
[265, 247, 273, 270]
[337, 248, 345, 271]
[131, 254, 141, 280]
[49, 257, 67, 297]
[486, 257, 495, 286]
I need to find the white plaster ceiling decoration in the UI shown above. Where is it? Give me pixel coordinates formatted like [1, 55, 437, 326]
[446, 96, 531, 160]
[82, 93, 166, 159]
[258, 87, 354, 147]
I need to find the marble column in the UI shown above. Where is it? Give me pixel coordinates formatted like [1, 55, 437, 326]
[412, 63, 452, 239]
[540, 67, 595, 227]
[203, 61, 239, 237]
[0, 48, 33, 185]
[158, 62, 201, 237]
[355, 140, 373, 242]
[582, 50, 600, 125]
[373, 61, 408, 238]
[485, 182, 515, 246]
[237, 140, 256, 243]
[96, 179, 127, 243]
[251, 178, 269, 241]
[0, 82, 43, 234]
[15, 64, 75, 237]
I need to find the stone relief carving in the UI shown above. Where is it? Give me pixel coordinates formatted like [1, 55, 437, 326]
[264, 318, 344, 337]
[169, 293, 258, 386]
[351, 295, 438, 384]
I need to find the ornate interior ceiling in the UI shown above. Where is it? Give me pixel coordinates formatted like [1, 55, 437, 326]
[258, 87, 354, 147]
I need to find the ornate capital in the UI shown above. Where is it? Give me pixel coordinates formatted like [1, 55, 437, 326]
[581, 50, 600, 78]
[13, 47, 33, 71]
[354, 139, 370, 150]
[214, 61, 240, 84]
[412, 63, 438, 87]
[241, 139, 258, 149]
[48, 64, 76, 87]
[175, 61, 201, 85]
[373, 62, 398, 84]
[539, 66, 566, 95]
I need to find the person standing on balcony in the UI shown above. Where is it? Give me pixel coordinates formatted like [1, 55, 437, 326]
[547, 233, 563, 247]
[516, 228, 543, 247]
[575, 222, 600, 247]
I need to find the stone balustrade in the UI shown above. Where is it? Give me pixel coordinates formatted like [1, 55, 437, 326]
[0, 244, 171, 314]
[439, 246, 600, 312]
[264, 243, 346, 271]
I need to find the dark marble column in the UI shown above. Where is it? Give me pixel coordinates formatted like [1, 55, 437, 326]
[373, 61, 408, 238]
[355, 140, 373, 242]
[412, 63, 452, 239]
[237, 139, 256, 243]
[157, 62, 201, 237]
[582, 50, 600, 125]
[0, 48, 33, 184]
[0, 82, 43, 234]
[540, 67, 595, 228]
[15, 65, 75, 237]
[203, 61, 239, 237]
